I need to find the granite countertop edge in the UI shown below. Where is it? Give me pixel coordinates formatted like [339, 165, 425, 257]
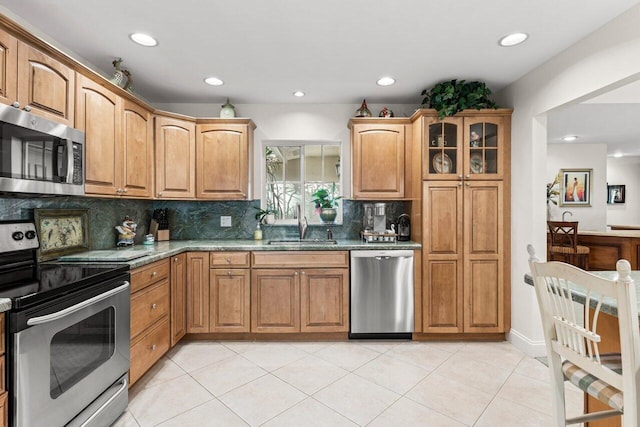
[60, 240, 422, 269]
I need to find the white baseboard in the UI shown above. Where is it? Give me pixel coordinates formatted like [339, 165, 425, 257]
[507, 329, 547, 357]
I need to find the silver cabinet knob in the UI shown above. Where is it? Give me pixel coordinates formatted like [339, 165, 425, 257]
[301, 271, 306, 275]
[151, 271, 157, 277]
[150, 344, 156, 351]
[12, 101, 19, 108]
[226, 258, 231, 263]
[123, 188, 128, 193]
[466, 174, 471, 179]
[174, 257, 178, 262]
[23, 105, 31, 112]
[294, 271, 298, 276]
[227, 270, 232, 277]
[158, 192, 163, 197]
[151, 303, 157, 309]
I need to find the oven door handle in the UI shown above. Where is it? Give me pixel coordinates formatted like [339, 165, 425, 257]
[79, 375, 128, 427]
[26, 282, 130, 326]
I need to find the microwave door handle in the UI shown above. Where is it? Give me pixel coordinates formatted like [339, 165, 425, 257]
[65, 138, 74, 183]
[26, 282, 130, 326]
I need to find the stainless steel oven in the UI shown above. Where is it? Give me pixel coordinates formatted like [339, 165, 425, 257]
[0, 103, 84, 196]
[0, 221, 130, 427]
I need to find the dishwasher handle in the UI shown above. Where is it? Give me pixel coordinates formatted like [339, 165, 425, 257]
[351, 250, 414, 259]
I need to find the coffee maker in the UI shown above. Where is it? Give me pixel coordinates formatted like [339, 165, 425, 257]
[362, 203, 387, 233]
[396, 214, 411, 241]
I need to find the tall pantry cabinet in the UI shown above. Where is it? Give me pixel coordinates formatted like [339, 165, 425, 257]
[413, 109, 511, 336]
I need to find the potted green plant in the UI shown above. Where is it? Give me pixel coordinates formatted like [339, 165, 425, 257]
[421, 79, 499, 119]
[311, 183, 342, 223]
[546, 172, 561, 220]
[254, 207, 276, 224]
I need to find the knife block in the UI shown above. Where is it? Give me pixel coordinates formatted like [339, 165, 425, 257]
[150, 219, 170, 241]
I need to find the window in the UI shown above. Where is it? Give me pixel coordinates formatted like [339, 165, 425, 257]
[263, 140, 342, 225]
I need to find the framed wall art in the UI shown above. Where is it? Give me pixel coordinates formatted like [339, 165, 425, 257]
[559, 168, 592, 207]
[607, 184, 625, 204]
[34, 208, 90, 261]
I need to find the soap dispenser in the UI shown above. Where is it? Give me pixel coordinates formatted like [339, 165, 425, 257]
[253, 223, 263, 240]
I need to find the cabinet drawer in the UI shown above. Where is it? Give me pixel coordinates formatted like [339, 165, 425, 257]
[252, 251, 349, 268]
[131, 279, 170, 340]
[130, 259, 170, 293]
[210, 251, 250, 268]
[130, 317, 170, 386]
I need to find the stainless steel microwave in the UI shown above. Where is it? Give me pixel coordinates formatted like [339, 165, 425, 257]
[0, 103, 84, 196]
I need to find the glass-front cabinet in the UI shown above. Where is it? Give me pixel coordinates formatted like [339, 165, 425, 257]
[423, 115, 506, 180]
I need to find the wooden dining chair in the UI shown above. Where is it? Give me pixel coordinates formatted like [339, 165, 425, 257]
[547, 221, 590, 270]
[527, 245, 640, 426]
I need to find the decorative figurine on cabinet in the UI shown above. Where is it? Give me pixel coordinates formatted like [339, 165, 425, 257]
[355, 99, 372, 117]
[115, 216, 137, 246]
[378, 107, 394, 117]
[109, 58, 125, 87]
[220, 98, 236, 118]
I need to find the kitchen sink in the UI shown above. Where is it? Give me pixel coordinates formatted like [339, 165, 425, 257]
[267, 239, 338, 245]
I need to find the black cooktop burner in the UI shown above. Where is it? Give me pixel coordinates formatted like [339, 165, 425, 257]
[0, 263, 129, 309]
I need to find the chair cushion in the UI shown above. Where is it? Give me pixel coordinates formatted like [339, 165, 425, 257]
[549, 245, 590, 255]
[562, 354, 623, 412]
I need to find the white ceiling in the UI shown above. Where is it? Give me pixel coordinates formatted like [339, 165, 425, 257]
[0, 0, 638, 105]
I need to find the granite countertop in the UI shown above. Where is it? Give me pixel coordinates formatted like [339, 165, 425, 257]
[524, 271, 640, 318]
[59, 239, 422, 269]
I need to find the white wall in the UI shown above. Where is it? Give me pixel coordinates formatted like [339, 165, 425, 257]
[546, 144, 608, 230]
[606, 156, 640, 226]
[497, 4, 640, 356]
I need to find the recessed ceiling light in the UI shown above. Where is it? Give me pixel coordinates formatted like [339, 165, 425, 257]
[562, 135, 578, 142]
[377, 77, 396, 86]
[293, 91, 305, 97]
[498, 32, 528, 47]
[204, 77, 224, 86]
[129, 33, 158, 47]
[613, 152, 623, 158]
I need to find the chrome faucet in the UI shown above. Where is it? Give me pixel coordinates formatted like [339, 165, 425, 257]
[297, 204, 308, 240]
[562, 211, 573, 221]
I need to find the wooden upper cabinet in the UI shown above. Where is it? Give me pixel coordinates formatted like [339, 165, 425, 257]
[155, 115, 196, 199]
[0, 29, 17, 107]
[76, 75, 122, 196]
[419, 110, 509, 181]
[17, 41, 74, 126]
[122, 100, 153, 198]
[195, 120, 255, 200]
[349, 119, 409, 199]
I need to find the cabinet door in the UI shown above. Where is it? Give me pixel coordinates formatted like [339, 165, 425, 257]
[422, 116, 463, 180]
[210, 268, 250, 332]
[196, 123, 249, 199]
[352, 123, 405, 199]
[186, 252, 210, 333]
[251, 269, 299, 333]
[155, 116, 196, 199]
[463, 181, 504, 332]
[422, 181, 463, 333]
[170, 254, 187, 346]
[0, 29, 17, 107]
[464, 117, 506, 180]
[300, 268, 349, 332]
[76, 75, 123, 196]
[17, 41, 74, 126]
[122, 100, 153, 198]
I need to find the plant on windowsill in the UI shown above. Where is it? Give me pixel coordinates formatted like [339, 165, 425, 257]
[420, 79, 499, 119]
[311, 183, 343, 224]
[254, 207, 277, 225]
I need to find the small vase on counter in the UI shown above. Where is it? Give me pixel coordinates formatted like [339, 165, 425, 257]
[253, 223, 263, 240]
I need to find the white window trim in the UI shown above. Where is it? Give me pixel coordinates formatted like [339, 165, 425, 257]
[258, 139, 346, 226]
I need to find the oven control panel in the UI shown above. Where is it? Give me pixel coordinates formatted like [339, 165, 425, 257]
[0, 222, 39, 253]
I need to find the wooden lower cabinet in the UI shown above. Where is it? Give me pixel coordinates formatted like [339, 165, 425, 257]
[251, 269, 300, 333]
[129, 318, 170, 386]
[170, 254, 187, 346]
[210, 268, 250, 332]
[422, 181, 506, 334]
[129, 259, 171, 387]
[251, 251, 349, 333]
[186, 252, 210, 333]
[300, 269, 349, 332]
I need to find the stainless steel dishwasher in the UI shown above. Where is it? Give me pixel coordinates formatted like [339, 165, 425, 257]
[350, 250, 414, 339]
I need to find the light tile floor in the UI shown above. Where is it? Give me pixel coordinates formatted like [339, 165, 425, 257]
[114, 340, 584, 427]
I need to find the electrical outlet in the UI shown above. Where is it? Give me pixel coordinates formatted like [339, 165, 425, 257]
[220, 216, 232, 227]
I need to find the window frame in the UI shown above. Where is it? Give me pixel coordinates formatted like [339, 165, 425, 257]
[260, 139, 344, 226]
